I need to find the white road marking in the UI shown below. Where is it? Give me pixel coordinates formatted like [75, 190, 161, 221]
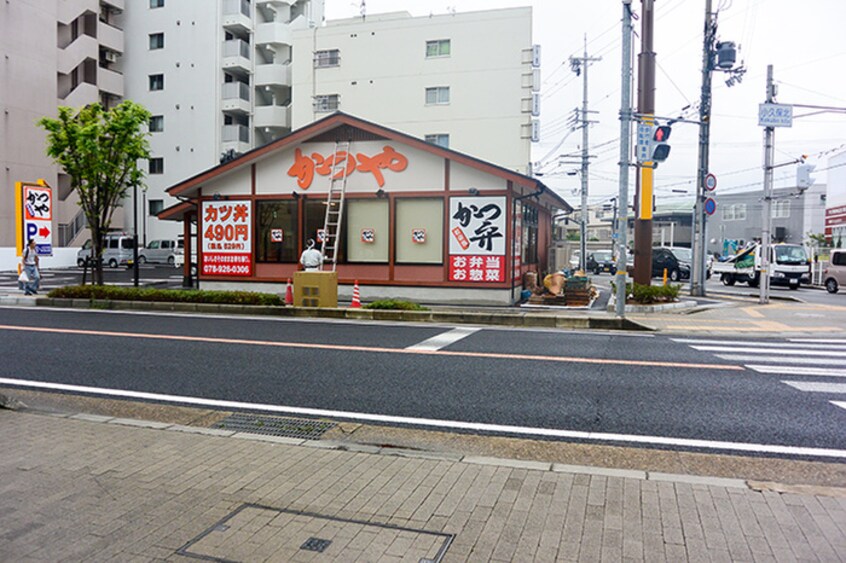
[832, 401, 846, 411]
[673, 338, 846, 351]
[716, 355, 835, 365]
[747, 365, 846, 377]
[1, 377, 845, 459]
[782, 381, 846, 394]
[790, 339, 846, 344]
[406, 327, 480, 351]
[693, 345, 846, 358]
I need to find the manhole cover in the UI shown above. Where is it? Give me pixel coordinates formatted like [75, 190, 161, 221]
[211, 413, 335, 440]
[177, 504, 453, 562]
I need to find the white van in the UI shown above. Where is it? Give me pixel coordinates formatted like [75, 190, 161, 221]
[76, 233, 135, 268]
[138, 238, 179, 265]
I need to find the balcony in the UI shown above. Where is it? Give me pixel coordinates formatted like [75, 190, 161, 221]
[222, 0, 251, 34]
[58, 34, 98, 74]
[97, 20, 123, 53]
[221, 81, 251, 114]
[57, 0, 98, 24]
[255, 63, 291, 88]
[222, 124, 251, 154]
[222, 39, 251, 76]
[61, 82, 99, 107]
[98, 66, 124, 97]
[254, 105, 289, 129]
[101, 0, 125, 11]
[256, 22, 292, 47]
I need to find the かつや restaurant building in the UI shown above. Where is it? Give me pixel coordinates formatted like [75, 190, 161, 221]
[160, 113, 572, 305]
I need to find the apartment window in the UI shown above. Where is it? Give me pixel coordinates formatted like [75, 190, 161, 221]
[149, 115, 164, 132]
[425, 134, 449, 148]
[150, 0, 164, 7]
[773, 200, 791, 218]
[426, 39, 451, 58]
[149, 74, 164, 91]
[734, 203, 747, 220]
[313, 94, 340, 113]
[722, 206, 734, 221]
[149, 33, 164, 50]
[148, 199, 164, 215]
[314, 49, 340, 68]
[149, 157, 164, 174]
[425, 86, 450, 105]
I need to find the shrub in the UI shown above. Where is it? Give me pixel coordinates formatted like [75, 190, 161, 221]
[610, 281, 680, 304]
[363, 299, 428, 311]
[47, 285, 283, 306]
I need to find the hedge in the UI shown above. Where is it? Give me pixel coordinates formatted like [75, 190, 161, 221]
[48, 285, 283, 306]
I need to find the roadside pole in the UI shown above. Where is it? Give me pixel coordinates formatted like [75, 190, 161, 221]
[691, 0, 713, 297]
[615, 0, 634, 317]
[760, 64, 775, 305]
[633, 0, 655, 286]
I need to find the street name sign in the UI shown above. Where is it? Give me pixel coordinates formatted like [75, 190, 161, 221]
[758, 103, 793, 127]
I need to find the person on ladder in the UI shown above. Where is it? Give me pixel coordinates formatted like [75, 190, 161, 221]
[299, 239, 323, 271]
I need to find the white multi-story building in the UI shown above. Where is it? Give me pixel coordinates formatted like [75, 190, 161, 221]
[290, 8, 537, 175]
[0, 0, 125, 249]
[118, 0, 323, 245]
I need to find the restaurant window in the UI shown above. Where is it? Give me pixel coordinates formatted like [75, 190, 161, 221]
[396, 199, 443, 264]
[256, 200, 297, 263]
[522, 205, 538, 264]
[304, 201, 346, 263]
[346, 200, 389, 263]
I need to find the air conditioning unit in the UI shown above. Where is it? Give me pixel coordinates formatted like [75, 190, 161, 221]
[104, 51, 118, 63]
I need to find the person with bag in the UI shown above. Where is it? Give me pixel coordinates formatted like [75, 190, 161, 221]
[21, 238, 40, 295]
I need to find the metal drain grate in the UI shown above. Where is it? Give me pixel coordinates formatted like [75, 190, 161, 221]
[212, 413, 336, 440]
[301, 537, 332, 552]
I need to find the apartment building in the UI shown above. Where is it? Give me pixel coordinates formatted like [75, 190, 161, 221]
[0, 0, 125, 249]
[290, 8, 538, 175]
[118, 0, 323, 245]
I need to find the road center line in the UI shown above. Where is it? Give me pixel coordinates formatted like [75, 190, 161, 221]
[0, 324, 742, 371]
[0, 377, 842, 459]
[406, 327, 480, 351]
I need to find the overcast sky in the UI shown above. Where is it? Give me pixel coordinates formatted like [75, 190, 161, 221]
[324, 0, 846, 209]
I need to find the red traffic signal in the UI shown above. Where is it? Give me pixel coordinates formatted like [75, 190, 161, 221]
[653, 125, 671, 142]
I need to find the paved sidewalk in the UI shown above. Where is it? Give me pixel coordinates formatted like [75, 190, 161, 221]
[2, 410, 845, 562]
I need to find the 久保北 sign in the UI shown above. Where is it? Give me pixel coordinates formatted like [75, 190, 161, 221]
[448, 196, 506, 283]
[287, 145, 408, 189]
[201, 200, 252, 276]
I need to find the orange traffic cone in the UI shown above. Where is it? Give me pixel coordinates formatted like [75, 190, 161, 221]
[350, 280, 361, 308]
[285, 278, 293, 305]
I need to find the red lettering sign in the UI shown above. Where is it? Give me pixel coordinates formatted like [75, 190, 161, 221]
[287, 145, 408, 189]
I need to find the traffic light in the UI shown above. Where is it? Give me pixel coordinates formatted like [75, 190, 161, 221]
[651, 125, 672, 162]
[797, 164, 816, 188]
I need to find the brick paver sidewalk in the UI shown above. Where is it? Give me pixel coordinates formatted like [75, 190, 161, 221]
[1, 410, 844, 562]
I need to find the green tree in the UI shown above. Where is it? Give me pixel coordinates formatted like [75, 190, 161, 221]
[39, 102, 151, 285]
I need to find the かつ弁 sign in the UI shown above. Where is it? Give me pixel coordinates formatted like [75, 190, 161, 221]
[448, 196, 506, 283]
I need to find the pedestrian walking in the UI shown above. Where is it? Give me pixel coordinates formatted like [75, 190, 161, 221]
[299, 238, 323, 271]
[21, 238, 40, 295]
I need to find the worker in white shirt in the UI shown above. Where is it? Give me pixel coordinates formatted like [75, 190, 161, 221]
[299, 238, 323, 271]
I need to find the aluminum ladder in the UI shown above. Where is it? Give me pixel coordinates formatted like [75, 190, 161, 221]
[320, 141, 351, 271]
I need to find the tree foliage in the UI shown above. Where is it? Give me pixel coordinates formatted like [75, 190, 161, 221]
[39, 101, 151, 284]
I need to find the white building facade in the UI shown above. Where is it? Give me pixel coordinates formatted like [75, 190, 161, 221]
[118, 0, 323, 246]
[290, 8, 538, 175]
[1, 0, 125, 250]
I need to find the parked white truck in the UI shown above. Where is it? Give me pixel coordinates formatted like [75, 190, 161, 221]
[713, 243, 810, 290]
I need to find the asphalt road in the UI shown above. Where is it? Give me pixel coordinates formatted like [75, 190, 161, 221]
[1, 307, 844, 460]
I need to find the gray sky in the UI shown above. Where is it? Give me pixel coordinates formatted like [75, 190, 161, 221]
[324, 0, 846, 209]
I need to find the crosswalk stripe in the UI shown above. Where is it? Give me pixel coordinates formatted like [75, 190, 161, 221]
[716, 355, 835, 365]
[832, 401, 846, 411]
[673, 338, 846, 351]
[746, 365, 846, 377]
[406, 327, 480, 351]
[692, 345, 846, 358]
[782, 381, 846, 394]
[789, 338, 846, 344]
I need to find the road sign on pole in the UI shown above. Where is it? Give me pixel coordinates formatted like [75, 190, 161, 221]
[758, 103, 793, 127]
[704, 173, 717, 191]
[17, 181, 53, 256]
[704, 197, 717, 216]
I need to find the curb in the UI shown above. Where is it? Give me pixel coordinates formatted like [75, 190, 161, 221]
[23, 297, 653, 332]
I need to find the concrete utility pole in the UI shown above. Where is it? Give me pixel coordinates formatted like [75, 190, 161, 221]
[633, 0, 655, 285]
[760, 64, 775, 305]
[615, 0, 634, 317]
[691, 0, 714, 297]
[570, 37, 601, 273]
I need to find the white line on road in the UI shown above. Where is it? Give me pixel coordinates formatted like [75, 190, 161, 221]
[405, 327, 480, 351]
[790, 339, 846, 344]
[782, 381, 846, 394]
[1, 377, 845, 459]
[673, 338, 846, 351]
[746, 365, 846, 377]
[693, 345, 846, 358]
[716, 355, 836, 365]
[832, 401, 846, 411]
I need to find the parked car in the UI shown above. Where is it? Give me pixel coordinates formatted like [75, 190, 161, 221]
[76, 233, 135, 268]
[652, 247, 691, 282]
[586, 250, 615, 275]
[173, 238, 198, 276]
[823, 249, 846, 294]
[138, 238, 179, 265]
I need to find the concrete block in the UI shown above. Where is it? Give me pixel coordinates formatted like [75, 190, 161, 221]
[648, 472, 748, 489]
[167, 424, 234, 437]
[463, 456, 551, 472]
[108, 418, 173, 430]
[231, 432, 304, 446]
[552, 464, 646, 480]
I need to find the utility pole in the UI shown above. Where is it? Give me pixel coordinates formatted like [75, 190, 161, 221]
[633, 0, 655, 286]
[570, 37, 601, 273]
[691, 0, 714, 297]
[760, 64, 775, 305]
[615, 0, 634, 317]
